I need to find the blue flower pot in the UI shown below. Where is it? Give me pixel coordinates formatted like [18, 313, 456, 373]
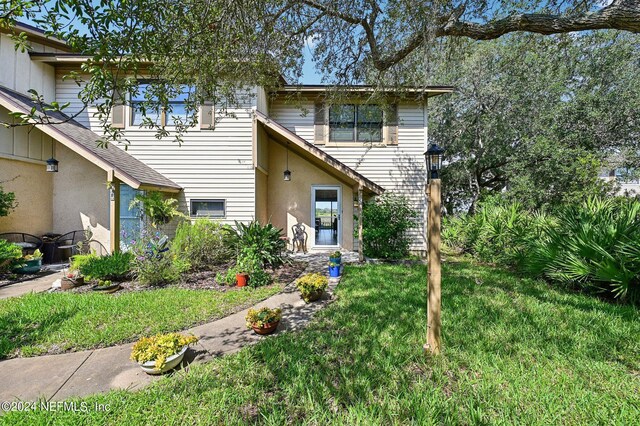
[329, 265, 341, 277]
[329, 256, 341, 265]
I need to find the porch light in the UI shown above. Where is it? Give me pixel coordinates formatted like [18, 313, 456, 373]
[424, 143, 445, 180]
[46, 157, 59, 173]
[284, 143, 291, 181]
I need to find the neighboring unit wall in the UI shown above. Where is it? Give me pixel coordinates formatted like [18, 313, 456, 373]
[270, 99, 426, 251]
[52, 143, 110, 249]
[0, 157, 53, 235]
[0, 34, 56, 100]
[55, 68, 259, 225]
[267, 140, 354, 251]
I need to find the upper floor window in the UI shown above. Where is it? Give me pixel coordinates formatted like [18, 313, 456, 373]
[329, 104, 383, 143]
[130, 84, 192, 127]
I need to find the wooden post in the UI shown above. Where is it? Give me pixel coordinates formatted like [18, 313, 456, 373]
[358, 186, 364, 262]
[426, 178, 442, 355]
[109, 179, 121, 254]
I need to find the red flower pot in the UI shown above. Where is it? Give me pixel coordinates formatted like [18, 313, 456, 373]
[236, 273, 249, 287]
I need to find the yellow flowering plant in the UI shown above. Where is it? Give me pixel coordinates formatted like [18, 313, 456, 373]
[295, 273, 328, 302]
[130, 333, 198, 371]
[245, 307, 282, 328]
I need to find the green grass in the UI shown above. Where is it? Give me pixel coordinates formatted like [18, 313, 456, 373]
[0, 285, 283, 358]
[3, 260, 639, 425]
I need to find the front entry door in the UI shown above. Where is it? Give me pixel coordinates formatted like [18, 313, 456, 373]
[312, 186, 341, 247]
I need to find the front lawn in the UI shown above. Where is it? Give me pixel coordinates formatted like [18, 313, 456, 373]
[4, 259, 639, 424]
[0, 284, 283, 358]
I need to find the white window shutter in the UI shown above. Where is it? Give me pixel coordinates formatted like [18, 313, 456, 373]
[314, 102, 326, 145]
[111, 88, 125, 129]
[385, 104, 398, 145]
[200, 102, 215, 129]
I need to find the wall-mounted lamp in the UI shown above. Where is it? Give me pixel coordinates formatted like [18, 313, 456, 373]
[424, 143, 445, 180]
[284, 143, 291, 181]
[46, 157, 59, 173]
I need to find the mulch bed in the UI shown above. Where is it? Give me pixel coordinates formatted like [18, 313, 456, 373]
[70, 260, 308, 294]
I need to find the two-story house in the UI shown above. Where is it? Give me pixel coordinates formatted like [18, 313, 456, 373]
[0, 23, 453, 255]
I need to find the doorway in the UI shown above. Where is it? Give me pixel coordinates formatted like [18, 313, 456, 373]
[312, 186, 341, 247]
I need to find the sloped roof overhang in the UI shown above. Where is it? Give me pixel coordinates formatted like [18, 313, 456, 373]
[254, 110, 384, 195]
[0, 85, 181, 192]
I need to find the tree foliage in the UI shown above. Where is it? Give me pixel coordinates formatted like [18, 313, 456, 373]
[0, 184, 17, 217]
[0, 1, 639, 145]
[426, 31, 640, 212]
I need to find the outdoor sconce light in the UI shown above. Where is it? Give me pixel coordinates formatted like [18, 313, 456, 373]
[46, 157, 59, 173]
[284, 143, 291, 181]
[424, 143, 445, 180]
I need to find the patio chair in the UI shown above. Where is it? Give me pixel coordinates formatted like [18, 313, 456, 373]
[292, 224, 308, 253]
[0, 232, 43, 255]
[54, 230, 90, 261]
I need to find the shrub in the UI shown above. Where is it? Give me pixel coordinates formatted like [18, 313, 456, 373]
[296, 273, 328, 302]
[359, 193, 417, 259]
[526, 197, 640, 303]
[236, 247, 272, 287]
[172, 219, 232, 270]
[0, 239, 23, 273]
[130, 333, 198, 371]
[0, 185, 17, 217]
[129, 191, 186, 228]
[70, 252, 133, 281]
[245, 307, 282, 328]
[131, 232, 189, 286]
[225, 220, 286, 268]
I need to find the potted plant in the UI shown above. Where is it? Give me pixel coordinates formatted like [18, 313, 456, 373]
[235, 250, 260, 287]
[295, 272, 329, 303]
[329, 250, 342, 264]
[328, 260, 341, 278]
[61, 270, 85, 289]
[90, 279, 121, 293]
[245, 307, 282, 335]
[131, 332, 198, 375]
[14, 249, 43, 274]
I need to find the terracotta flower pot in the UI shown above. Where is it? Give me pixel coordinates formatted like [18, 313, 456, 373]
[236, 273, 249, 287]
[251, 321, 280, 335]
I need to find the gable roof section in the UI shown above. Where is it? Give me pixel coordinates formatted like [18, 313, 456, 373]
[0, 22, 71, 52]
[0, 85, 181, 192]
[254, 110, 384, 195]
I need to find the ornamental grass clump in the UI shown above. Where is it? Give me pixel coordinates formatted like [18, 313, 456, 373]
[295, 273, 328, 302]
[130, 333, 198, 372]
[245, 307, 282, 328]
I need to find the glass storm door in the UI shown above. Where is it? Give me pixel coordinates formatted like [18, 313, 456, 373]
[312, 186, 341, 247]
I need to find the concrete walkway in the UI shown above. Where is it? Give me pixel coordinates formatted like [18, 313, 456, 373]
[0, 269, 64, 300]
[0, 252, 355, 404]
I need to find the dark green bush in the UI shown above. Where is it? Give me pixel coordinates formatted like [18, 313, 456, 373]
[71, 252, 134, 281]
[131, 233, 188, 286]
[358, 193, 417, 259]
[443, 196, 640, 304]
[225, 221, 286, 268]
[0, 239, 23, 273]
[172, 219, 232, 270]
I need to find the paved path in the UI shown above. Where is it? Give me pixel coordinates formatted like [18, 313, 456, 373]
[0, 269, 64, 300]
[0, 252, 355, 405]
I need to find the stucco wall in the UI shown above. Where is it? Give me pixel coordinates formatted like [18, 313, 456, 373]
[267, 140, 354, 251]
[52, 143, 110, 250]
[0, 157, 53, 235]
[255, 169, 268, 224]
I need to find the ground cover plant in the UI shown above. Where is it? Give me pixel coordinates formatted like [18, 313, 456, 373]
[70, 252, 134, 281]
[0, 284, 282, 358]
[5, 260, 638, 424]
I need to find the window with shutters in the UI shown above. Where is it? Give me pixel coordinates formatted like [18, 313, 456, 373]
[329, 104, 383, 143]
[126, 83, 214, 129]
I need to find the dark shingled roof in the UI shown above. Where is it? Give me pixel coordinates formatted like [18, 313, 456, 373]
[0, 85, 181, 191]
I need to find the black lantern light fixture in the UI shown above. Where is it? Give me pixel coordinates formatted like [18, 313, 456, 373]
[424, 143, 445, 179]
[283, 143, 291, 181]
[46, 157, 59, 173]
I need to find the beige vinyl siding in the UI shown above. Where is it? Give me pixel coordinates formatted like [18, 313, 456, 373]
[0, 107, 55, 163]
[55, 68, 259, 225]
[0, 34, 56, 100]
[271, 99, 428, 252]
